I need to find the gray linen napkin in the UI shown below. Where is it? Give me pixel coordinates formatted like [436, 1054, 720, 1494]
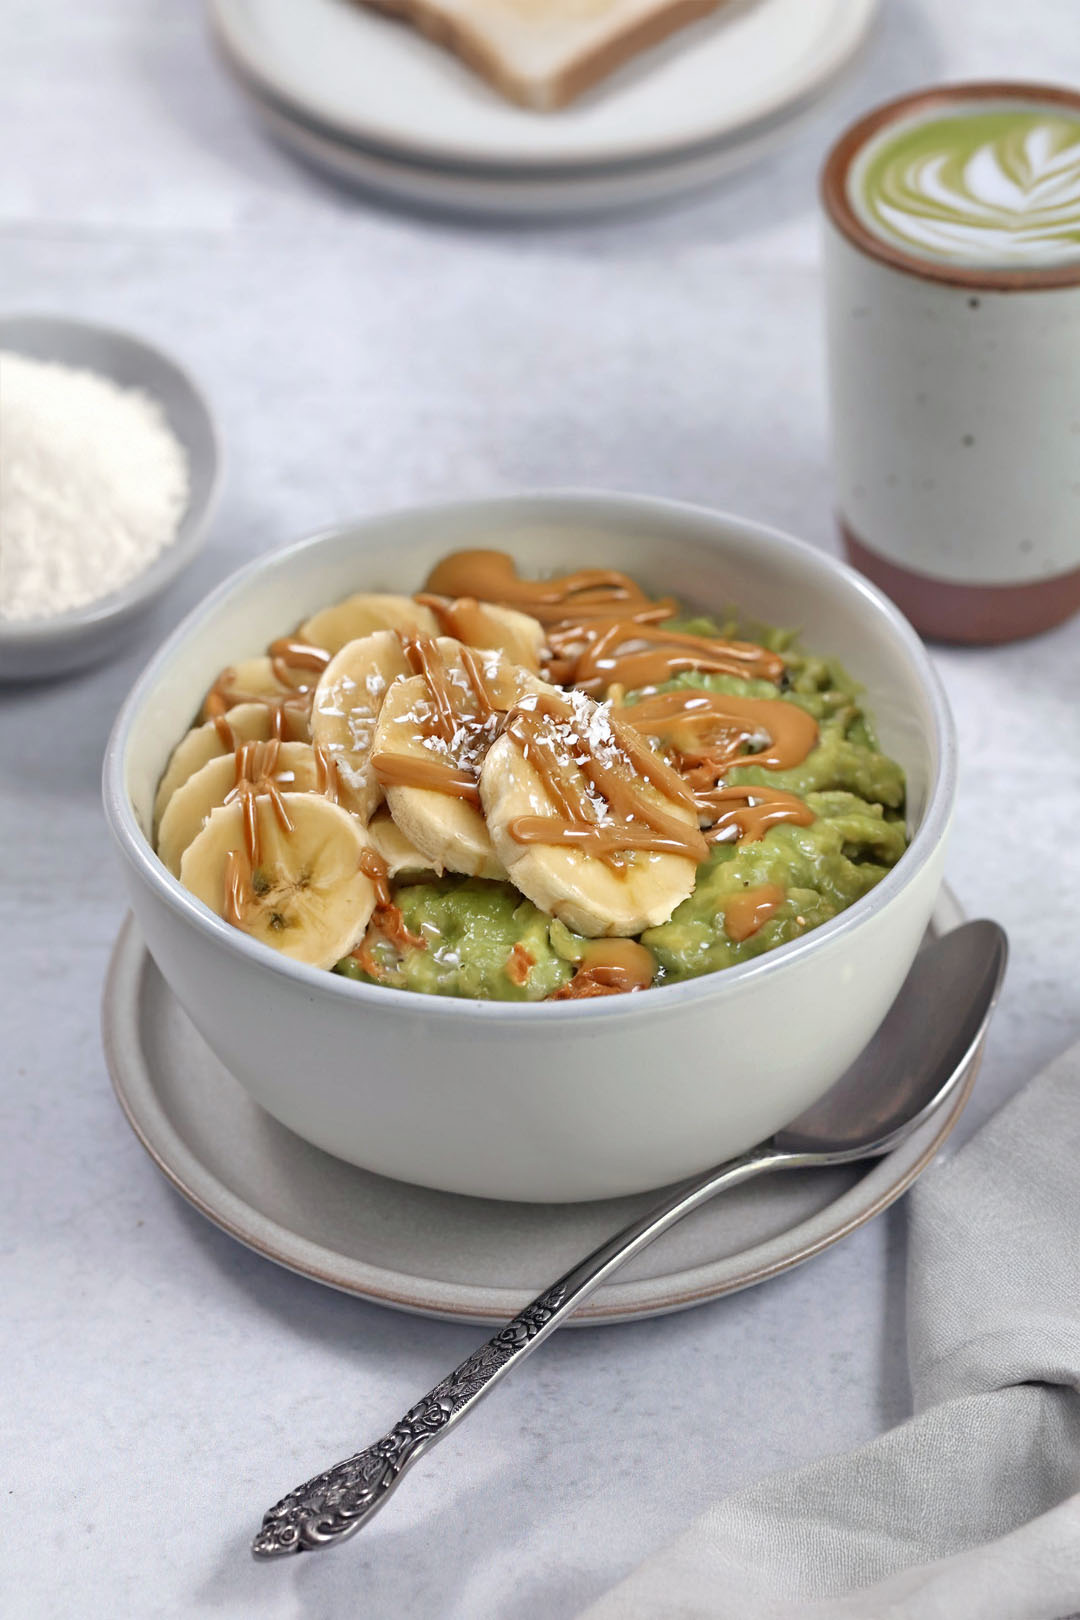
[578, 1041, 1080, 1620]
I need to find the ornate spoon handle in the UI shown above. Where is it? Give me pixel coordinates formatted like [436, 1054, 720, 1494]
[253, 1143, 787, 1558]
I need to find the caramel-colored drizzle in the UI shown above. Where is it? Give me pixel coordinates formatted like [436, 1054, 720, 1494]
[701, 785, 815, 845]
[370, 752, 484, 805]
[223, 850, 247, 929]
[356, 847, 427, 954]
[504, 691, 709, 865]
[314, 743, 340, 803]
[613, 690, 817, 818]
[423, 548, 673, 628]
[358, 846, 393, 909]
[505, 942, 536, 987]
[612, 691, 817, 846]
[371, 635, 512, 804]
[268, 636, 330, 684]
[542, 606, 686, 684]
[219, 773, 295, 930]
[413, 594, 507, 649]
[550, 619, 784, 695]
[202, 636, 330, 724]
[212, 712, 238, 750]
[422, 549, 784, 696]
[267, 701, 310, 742]
[222, 741, 299, 865]
[552, 938, 657, 999]
[723, 884, 786, 943]
[613, 690, 817, 774]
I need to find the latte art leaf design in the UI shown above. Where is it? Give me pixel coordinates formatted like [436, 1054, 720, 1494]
[854, 108, 1080, 266]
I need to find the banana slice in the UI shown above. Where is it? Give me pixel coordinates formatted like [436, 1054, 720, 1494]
[157, 741, 320, 877]
[309, 630, 414, 823]
[180, 793, 376, 969]
[480, 689, 708, 937]
[367, 806, 440, 878]
[310, 630, 492, 825]
[371, 640, 548, 880]
[418, 597, 546, 673]
[299, 593, 439, 655]
[153, 702, 311, 832]
[375, 674, 505, 879]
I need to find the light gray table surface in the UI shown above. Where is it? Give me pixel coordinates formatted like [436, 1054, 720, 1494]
[3, 3, 1079, 1616]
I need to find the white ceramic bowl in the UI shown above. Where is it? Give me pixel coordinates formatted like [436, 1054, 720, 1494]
[0, 314, 221, 682]
[103, 494, 955, 1202]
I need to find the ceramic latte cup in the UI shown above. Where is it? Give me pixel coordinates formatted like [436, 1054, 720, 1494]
[822, 82, 1080, 643]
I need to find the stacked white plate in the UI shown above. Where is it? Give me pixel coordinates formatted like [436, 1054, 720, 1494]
[209, 0, 879, 219]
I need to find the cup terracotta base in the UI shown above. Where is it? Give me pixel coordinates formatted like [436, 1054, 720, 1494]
[841, 522, 1080, 645]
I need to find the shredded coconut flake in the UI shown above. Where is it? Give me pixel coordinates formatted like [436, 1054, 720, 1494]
[0, 350, 190, 621]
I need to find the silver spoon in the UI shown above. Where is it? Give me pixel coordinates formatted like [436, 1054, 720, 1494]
[252, 918, 1007, 1560]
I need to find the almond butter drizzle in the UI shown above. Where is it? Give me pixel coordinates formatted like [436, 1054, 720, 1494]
[223, 850, 247, 929]
[267, 701, 310, 742]
[550, 618, 784, 694]
[358, 845, 393, 909]
[413, 593, 513, 651]
[267, 636, 331, 685]
[701, 785, 815, 845]
[423, 548, 673, 627]
[356, 847, 427, 953]
[542, 605, 692, 684]
[503, 690, 709, 866]
[552, 938, 657, 999]
[422, 549, 784, 696]
[203, 672, 314, 727]
[505, 942, 535, 986]
[370, 634, 517, 802]
[225, 739, 308, 826]
[613, 690, 818, 782]
[212, 712, 238, 750]
[378, 908, 428, 951]
[370, 752, 484, 804]
[723, 883, 786, 943]
[202, 637, 330, 724]
[314, 743, 340, 802]
[220, 786, 295, 928]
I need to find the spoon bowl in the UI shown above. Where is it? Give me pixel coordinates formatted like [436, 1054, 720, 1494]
[776, 918, 1007, 1159]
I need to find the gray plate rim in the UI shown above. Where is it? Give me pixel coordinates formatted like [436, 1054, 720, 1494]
[238, 85, 819, 220]
[216, 21, 857, 183]
[206, 0, 878, 174]
[102, 889, 975, 1327]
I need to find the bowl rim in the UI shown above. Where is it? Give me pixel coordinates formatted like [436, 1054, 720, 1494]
[0, 312, 223, 648]
[102, 490, 957, 1024]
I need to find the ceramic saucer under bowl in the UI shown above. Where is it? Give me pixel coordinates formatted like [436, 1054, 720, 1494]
[102, 888, 975, 1327]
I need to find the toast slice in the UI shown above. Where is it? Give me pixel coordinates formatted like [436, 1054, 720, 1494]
[359, 0, 728, 111]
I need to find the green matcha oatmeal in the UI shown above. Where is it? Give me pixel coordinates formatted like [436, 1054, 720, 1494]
[159, 551, 908, 1002]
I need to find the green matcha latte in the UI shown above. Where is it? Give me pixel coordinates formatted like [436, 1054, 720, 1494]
[849, 102, 1080, 267]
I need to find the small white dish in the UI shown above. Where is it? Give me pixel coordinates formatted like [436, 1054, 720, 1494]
[103, 493, 957, 1203]
[0, 314, 222, 682]
[208, 0, 877, 172]
[102, 891, 973, 1327]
